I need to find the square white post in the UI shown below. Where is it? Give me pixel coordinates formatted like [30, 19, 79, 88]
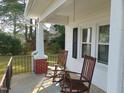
[107, 0, 124, 93]
[32, 22, 47, 73]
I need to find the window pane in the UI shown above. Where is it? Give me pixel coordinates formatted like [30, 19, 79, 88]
[82, 44, 91, 57]
[98, 45, 109, 65]
[82, 28, 92, 43]
[99, 25, 109, 43]
[72, 28, 78, 58]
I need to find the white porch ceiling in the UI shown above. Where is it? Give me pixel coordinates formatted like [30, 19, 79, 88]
[56, 0, 110, 16]
[24, 0, 111, 24]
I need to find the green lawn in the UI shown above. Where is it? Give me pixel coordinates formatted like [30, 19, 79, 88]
[0, 56, 11, 79]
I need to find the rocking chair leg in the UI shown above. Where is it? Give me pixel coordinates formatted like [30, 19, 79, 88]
[87, 90, 90, 93]
[70, 87, 72, 93]
[52, 66, 58, 82]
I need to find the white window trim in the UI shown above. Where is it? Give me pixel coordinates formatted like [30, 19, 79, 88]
[79, 24, 109, 67]
[80, 27, 93, 58]
[96, 24, 109, 66]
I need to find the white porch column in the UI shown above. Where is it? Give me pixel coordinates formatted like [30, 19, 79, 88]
[34, 22, 45, 59]
[107, 0, 124, 93]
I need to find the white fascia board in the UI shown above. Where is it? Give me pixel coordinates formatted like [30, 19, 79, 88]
[39, 0, 67, 22]
[24, 0, 35, 18]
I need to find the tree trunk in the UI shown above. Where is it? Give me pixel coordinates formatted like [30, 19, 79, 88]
[25, 24, 28, 41]
[29, 19, 33, 40]
[13, 13, 17, 36]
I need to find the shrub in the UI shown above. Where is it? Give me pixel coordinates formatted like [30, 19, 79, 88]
[0, 32, 22, 55]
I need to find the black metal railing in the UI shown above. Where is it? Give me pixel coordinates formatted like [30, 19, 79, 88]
[0, 57, 13, 93]
[12, 54, 60, 73]
[12, 55, 32, 74]
[0, 54, 59, 93]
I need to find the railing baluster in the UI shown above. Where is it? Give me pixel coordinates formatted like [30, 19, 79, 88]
[28, 56, 29, 72]
[26, 56, 27, 72]
[17, 56, 19, 74]
[20, 56, 21, 73]
[14, 57, 16, 74]
[19, 56, 20, 73]
[29, 56, 31, 72]
[24, 56, 26, 73]
[22, 56, 23, 73]
[19, 56, 21, 73]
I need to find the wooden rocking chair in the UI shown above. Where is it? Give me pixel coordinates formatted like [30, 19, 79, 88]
[61, 55, 96, 93]
[46, 50, 68, 83]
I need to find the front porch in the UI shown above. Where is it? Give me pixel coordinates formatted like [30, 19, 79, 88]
[10, 73, 105, 93]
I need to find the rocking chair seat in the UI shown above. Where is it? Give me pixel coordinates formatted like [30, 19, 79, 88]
[63, 73, 89, 92]
[68, 80, 88, 92]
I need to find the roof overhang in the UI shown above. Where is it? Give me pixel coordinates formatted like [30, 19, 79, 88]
[24, 0, 67, 20]
[24, 0, 110, 25]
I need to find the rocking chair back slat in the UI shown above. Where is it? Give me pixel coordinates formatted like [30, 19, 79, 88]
[81, 55, 96, 81]
[52, 50, 68, 82]
[57, 50, 68, 69]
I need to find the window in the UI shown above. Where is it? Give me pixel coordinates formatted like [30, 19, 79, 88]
[82, 28, 92, 57]
[72, 28, 78, 58]
[98, 25, 109, 65]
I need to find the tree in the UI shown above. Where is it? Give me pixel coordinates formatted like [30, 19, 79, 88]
[0, 0, 36, 53]
[0, 0, 25, 36]
[53, 25, 65, 49]
[24, 19, 37, 51]
[45, 25, 65, 54]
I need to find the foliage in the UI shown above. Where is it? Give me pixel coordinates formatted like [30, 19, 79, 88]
[54, 25, 65, 49]
[0, 0, 25, 36]
[0, 0, 36, 53]
[0, 32, 22, 55]
[45, 25, 65, 54]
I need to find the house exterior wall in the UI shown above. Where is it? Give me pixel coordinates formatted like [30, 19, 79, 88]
[65, 9, 110, 91]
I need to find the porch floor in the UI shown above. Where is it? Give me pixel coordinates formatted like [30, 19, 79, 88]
[9, 73, 106, 93]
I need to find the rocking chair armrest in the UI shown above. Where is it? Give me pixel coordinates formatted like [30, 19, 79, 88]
[63, 70, 81, 80]
[51, 69, 64, 71]
[65, 70, 81, 75]
[67, 77, 90, 83]
[81, 79, 90, 82]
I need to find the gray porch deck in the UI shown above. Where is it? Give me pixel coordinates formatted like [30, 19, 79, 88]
[10, 73, 106, 93]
